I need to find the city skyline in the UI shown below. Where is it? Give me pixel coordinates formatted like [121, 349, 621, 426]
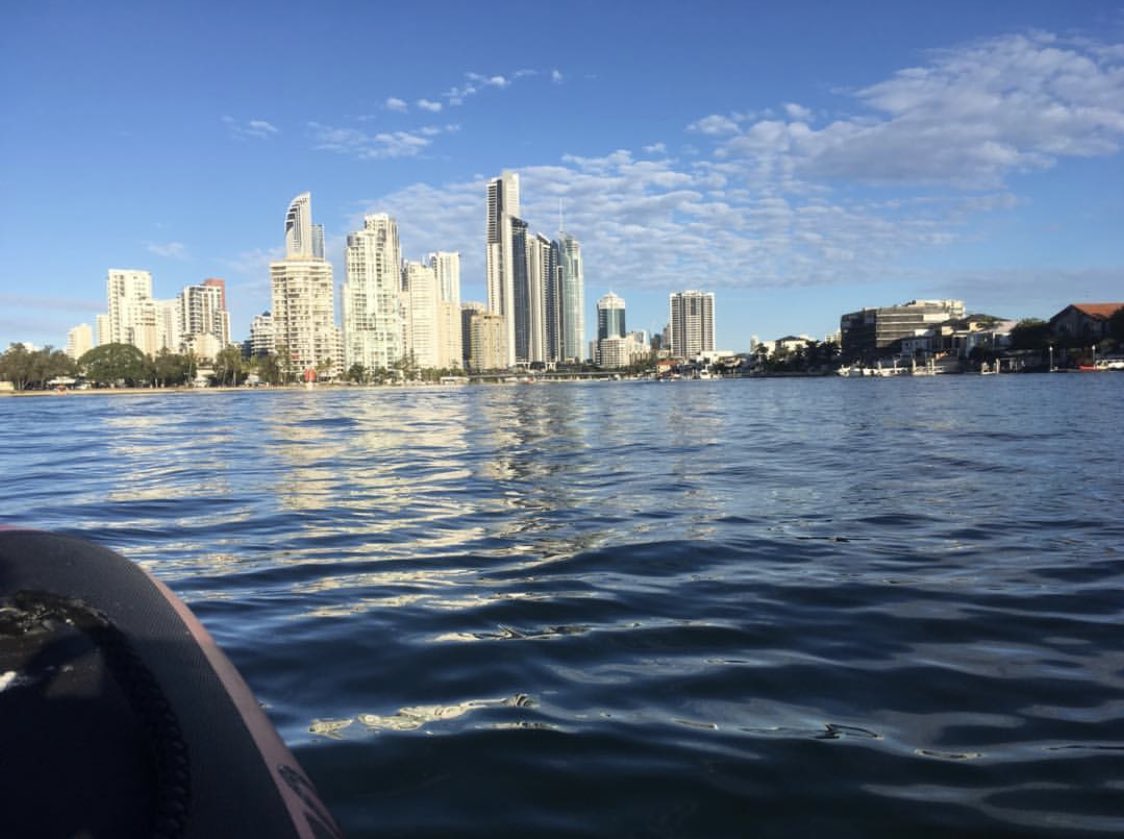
[3, 2, 1123, 352]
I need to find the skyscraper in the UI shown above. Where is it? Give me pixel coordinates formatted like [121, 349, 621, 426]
[509, 217, 530, 364]
[401, 260, 440, 369]
[177, 281, 230, 359]
[284, 192, 314, 258]
[105, 268, 168, 357]
[342, 213, 403, 373]
[556, 233, 584, 362]
[597, 292, 627, 340]
[668, 290, 716, 358]
[249, 311, 275, 357]
[468, 311, 507, 371]
[485, 171, 521, 367]
[66, 324, 93, 360]
[429, 252, 463, 370]
[523, 232, 552, 364]
[311, 224, 325, 260]
[429, 251, 461, 304]
[595, 292, 627, 367]
[460, 302, 486, 368]
[271, 193, 340, 377]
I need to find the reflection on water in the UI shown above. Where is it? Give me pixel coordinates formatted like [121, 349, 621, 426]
[3, 377, 1124, 837]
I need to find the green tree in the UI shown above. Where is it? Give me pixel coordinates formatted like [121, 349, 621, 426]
[79, 343, 149, 387]
[213, 346, 245, 386]
[254, 354, 282, 385]
[391, 351, 417, 381]
[27, 347, 74, 387]
[1009, 318, 1051, 350]
[274, 343, 295, 385]
[316, 356, 335, 382]
[152, 349, 193, 388]
[0, 343, 34, 390]
[0, 343, 74, 390]
[345, 362, 367, 384]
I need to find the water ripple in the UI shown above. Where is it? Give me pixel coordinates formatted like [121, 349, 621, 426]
[3, 376, 1124, 836]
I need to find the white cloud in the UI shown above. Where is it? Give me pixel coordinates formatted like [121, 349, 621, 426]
[309, 122, 463, 160]
[688, 114, 740, 135]
[417, 99, 443, 113]
[784, 103, 813, 121]
[385, 97, 408, 112]
[146, 241, 188, 259]
[713, 32, 1124, 187]
[442, 84, 477, 106]
[344, 30, 1124, 308]
[222, 116, 279, 140]
[466, 72, 510, 88]
[430, 68, 548, 106]
[551, 69, 564, 84]
[355, 140, 1067, 309]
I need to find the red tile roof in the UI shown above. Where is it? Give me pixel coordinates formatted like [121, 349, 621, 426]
[1072, 303, 1124, 319]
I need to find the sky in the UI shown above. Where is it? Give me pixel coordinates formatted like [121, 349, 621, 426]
[2, 0, 1123, 352]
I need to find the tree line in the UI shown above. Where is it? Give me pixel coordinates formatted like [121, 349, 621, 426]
[0, 343, 285, 391]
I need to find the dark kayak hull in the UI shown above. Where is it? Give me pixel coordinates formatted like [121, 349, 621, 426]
[0, 529, 340, 838]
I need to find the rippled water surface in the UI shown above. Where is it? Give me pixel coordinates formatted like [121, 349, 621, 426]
[3, 376, 1124, 837]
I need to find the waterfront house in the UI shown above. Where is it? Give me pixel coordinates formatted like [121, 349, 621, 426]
[1048, 303, 1124, 344]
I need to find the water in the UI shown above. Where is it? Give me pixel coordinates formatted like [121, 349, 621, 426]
[3, 376, 1123, 837]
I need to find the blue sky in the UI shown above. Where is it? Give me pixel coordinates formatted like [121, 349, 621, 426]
[2, 0, 1123, 351]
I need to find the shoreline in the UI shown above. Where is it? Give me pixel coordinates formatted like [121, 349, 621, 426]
[3, 368, 1113, 397]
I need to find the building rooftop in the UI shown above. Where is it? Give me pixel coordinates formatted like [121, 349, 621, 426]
[1069, 303, 1124, 320]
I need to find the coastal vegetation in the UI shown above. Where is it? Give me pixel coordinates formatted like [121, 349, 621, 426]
[0, 344, 75, 390]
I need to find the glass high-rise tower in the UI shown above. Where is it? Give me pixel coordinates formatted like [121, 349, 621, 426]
[597, 292, 626, 340]
[556, 233, 584, 362]
[485, 171, 522, 367]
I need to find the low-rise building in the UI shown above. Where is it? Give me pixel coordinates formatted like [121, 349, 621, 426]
[841, 299, 965, 358]
[1048, 303, 1124, 343]
[598, 334, 648, 369]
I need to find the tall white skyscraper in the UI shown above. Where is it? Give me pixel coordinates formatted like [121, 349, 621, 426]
[429, 251, 461, 304]
[66, 324, 93, 360]
[486, 171, 521, 367]
[271, 193, 340, 376]
[106, 269, 153, 347]
[284, 192, 314, 258]
[177, 281, 230, 352]
[430, 252, 463, 370]
[669, 290, 716, 358]
[401, 261, 440, 369]
[342, 213, 403, 373]
[155, 299, 179, 354]
[523, 233, 553, 364]
[556, 233, 585, 362]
